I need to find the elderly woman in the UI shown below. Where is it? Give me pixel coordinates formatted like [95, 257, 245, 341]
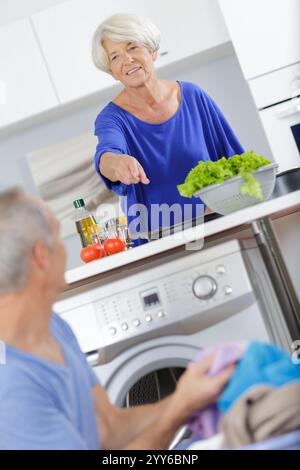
[92, 13, 243, 241]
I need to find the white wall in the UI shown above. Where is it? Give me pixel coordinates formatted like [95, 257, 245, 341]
[0, 0, 68, 26]
[0, 53, 273, 270]
[174, 55, 272, 157]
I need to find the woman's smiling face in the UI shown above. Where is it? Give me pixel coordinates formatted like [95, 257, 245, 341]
[102, 38, 157, 86]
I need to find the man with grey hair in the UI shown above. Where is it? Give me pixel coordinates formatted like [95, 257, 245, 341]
[0, 188, 234, 450]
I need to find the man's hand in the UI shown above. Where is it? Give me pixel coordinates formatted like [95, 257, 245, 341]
[122, 353, 235, 449]
[173, 353, 235, 420]
[92, 353, 235, 450]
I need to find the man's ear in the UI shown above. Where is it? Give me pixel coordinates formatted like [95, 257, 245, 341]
[32, 240, 51, 271]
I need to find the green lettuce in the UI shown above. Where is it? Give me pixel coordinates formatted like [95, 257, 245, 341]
[177, 151, 271, 200]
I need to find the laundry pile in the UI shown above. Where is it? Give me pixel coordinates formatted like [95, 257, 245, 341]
[184, 341, 300, 450]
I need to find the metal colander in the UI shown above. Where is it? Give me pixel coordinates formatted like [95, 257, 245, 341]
[194, 162, 278, 215]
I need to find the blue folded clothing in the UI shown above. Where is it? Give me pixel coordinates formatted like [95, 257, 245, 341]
[218, 341, 300, 413]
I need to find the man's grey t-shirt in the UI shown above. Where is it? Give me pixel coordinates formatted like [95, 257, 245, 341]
[0, 314, 100, 450]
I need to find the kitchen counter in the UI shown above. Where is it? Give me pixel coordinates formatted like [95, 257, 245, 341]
[65, 189, 300, 286]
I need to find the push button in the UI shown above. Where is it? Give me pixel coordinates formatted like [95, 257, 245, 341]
[108, 326, 117, 336]
[216, 265, 226, 275]
[224, 285, 233, 295]
[157, 311, 165, 318]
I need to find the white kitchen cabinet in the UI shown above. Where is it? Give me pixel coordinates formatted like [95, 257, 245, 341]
[32, 0, 118, 104]
[32, 0, 230, 104]
[31, 0, 147, 104]
[218, 0, 300, 80]
[0, 18, 58, 128]
[146, 0, 230, 67]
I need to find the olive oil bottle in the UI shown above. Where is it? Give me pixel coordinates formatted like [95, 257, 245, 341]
[73, 198, 98, 247]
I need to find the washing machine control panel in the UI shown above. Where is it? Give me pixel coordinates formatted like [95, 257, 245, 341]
[55, 241, 255, 358]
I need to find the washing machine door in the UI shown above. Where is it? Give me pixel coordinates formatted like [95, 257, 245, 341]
[93, 337, 202, 406]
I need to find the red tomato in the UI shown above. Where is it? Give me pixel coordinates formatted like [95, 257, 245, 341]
[80, 243, 106, 263]
[97, 243, 106, 259]
[103, 238, 126, 255]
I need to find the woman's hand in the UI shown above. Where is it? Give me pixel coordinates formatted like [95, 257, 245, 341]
[115, 155, 150, 184]
[172, 353, 235, 420]
[100, 152, 150, 185]
[115, 155, 150, 185]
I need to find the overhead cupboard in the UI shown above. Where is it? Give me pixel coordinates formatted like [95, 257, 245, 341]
[218, 0, 300, 174]
[0, 0, 230, 129]
[218, 0, 300, 80]
[0, 18, 59, 128]
[31, 0, 230, 104]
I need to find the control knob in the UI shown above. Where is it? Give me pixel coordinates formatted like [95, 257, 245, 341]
[192, 275, 217, 300]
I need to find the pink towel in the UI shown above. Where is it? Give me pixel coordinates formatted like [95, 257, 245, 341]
[188, 341, 247, 438]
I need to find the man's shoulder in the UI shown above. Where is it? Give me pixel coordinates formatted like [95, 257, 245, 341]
[51, 311, 70, 329]
[0, 360, 44, 403]
[0, 361, 24, 382]
[51, 313, 86, 362]
[51, 313, 77, 345]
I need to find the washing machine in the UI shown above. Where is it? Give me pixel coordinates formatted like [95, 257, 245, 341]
[54, 239, 291, 407]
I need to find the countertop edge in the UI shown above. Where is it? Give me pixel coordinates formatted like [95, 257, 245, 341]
[65, 190, 300, 285]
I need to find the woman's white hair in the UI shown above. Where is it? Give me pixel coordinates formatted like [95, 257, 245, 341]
[92, 13, 161, 73]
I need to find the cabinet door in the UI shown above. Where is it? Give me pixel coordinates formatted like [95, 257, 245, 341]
[145, 0, 229, 66]
[219, 0, 300, 79]
[0, 18, 58, 128]
[32, 0, 147, 104]
[32, 0, 229, 104]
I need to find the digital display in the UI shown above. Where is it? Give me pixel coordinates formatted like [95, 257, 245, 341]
[140, 289, 161, 310]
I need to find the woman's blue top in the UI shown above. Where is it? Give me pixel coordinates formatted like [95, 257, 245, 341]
[94, 81, 243, 238]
